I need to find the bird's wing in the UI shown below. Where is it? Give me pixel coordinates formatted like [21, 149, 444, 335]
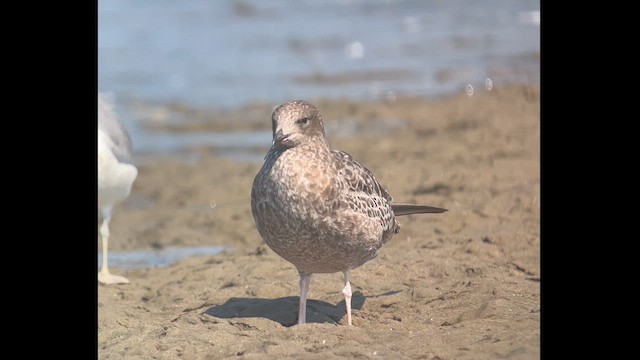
[331, 150, 447, 219]
[331, 150, 393, 202]
[330, 150, 399, 235]
[98, 93, 134, 164]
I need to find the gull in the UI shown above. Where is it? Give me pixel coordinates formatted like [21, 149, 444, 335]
[98, 93, 138, 285]
[251, 100, 446, 325]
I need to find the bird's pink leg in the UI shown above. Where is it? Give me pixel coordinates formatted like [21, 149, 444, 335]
[342, 270, 352, 325]
[298, 272, 311, 324]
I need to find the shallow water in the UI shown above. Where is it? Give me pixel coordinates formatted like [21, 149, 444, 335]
[98, 0, 540, 161]
[133, 129, 271, 163]
[98, 246, 226, 270]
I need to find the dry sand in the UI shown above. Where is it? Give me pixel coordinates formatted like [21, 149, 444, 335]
[98, 84, 540, 359]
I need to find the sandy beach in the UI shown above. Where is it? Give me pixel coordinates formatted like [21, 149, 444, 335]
[98, 84, 540, 359]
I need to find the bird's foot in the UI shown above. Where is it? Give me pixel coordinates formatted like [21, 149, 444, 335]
[98, 272, 129, 285]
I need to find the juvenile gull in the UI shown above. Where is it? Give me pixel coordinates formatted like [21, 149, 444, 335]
[251, 100, 447, 325]
[98, 93, 138, 285]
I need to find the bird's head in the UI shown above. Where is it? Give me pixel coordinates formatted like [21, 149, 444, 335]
[271, 100, 326, 150]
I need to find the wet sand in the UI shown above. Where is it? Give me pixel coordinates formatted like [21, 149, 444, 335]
[98, 84, 540, 359]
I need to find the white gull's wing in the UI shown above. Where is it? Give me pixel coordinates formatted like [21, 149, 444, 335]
[98, 93, 134, 164]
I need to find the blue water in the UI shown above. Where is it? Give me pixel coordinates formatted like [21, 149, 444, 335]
[98, 246, 225, 270]
[98, 0, 540, 159]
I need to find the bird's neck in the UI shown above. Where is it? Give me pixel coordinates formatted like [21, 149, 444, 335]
[301, 134, 330, 153]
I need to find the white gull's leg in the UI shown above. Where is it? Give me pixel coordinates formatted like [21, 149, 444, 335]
[98, 207, 129, 285]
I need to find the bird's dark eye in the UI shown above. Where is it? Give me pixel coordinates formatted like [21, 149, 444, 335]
[296, 117, 310, 125]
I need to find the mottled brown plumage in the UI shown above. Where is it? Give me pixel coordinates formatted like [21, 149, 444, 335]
[251, 100, 446, 325]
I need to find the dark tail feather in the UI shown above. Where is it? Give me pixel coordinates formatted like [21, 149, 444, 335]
[391, 203, 448, 216]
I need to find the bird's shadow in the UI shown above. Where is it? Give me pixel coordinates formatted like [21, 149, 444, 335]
[204, 290, 401, 327]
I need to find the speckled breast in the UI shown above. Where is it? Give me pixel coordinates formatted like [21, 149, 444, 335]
[251, 148, 387, 274]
